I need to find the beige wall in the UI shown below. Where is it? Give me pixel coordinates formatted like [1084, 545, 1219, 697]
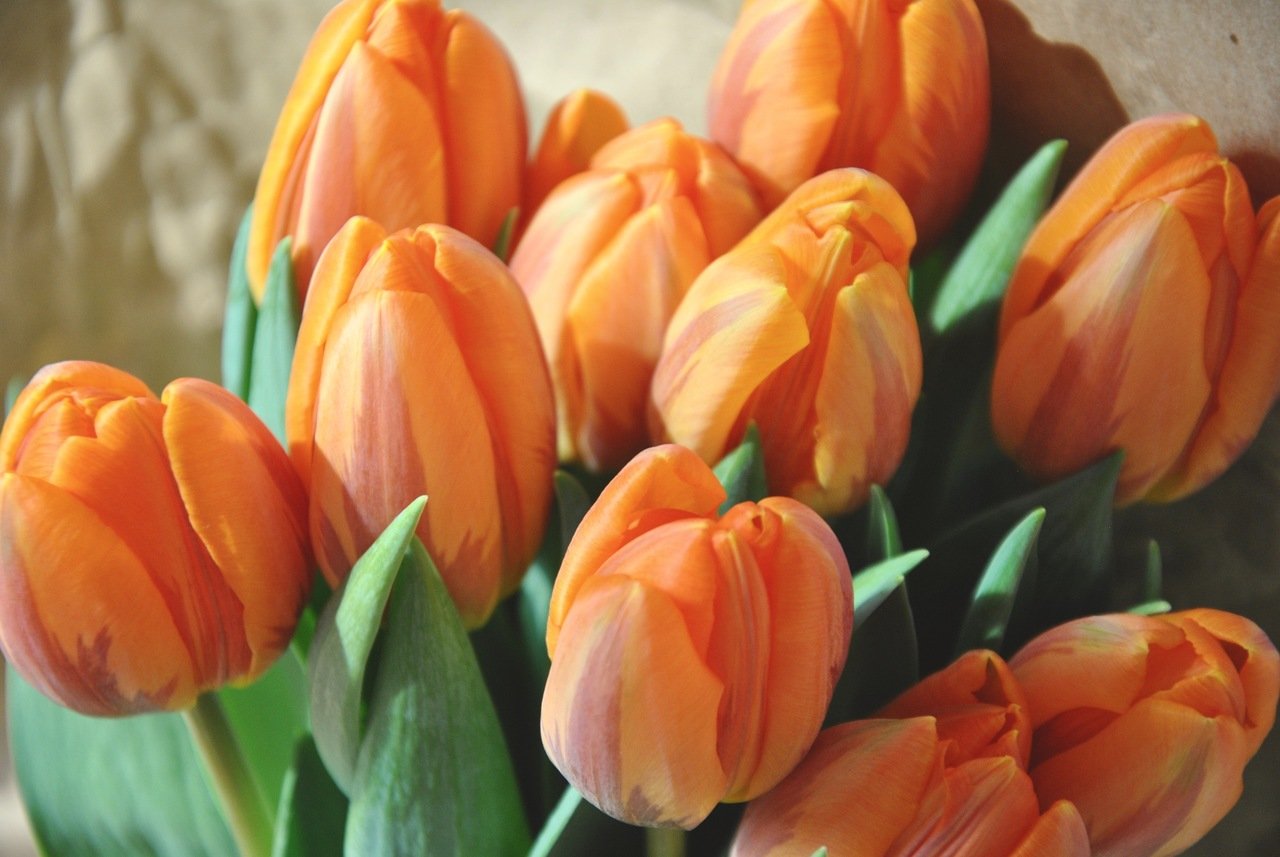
[1, 1, 1277, 854]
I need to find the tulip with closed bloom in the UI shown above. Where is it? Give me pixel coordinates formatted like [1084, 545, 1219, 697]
[709, 0, 989, 246]
[992, 114, 1280, 505]
[0, 362, 310, 716]
[1010, 609, 1280, 857]
[512, 118, 762, 472]
[542, 445, 852, 829]
[286, 217, 555, 629]
[523, 88, 629, 224]
[651, 169, 922, 516]
[247, 0, 526, 299]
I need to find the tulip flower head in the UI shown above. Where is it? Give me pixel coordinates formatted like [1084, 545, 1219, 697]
[1010, 609, 1280, 857]
[709, 0, 990, 246]
[542, 445, 852, 829]
[286, 217, 555, 629]
[511, 118, 763, 472]
[0, 362, 311, 716]
[248, 0, 526, 300]
[524, 88, 630, 224]
[651, 169, 922, 516]
[992, 114, 1280, 505]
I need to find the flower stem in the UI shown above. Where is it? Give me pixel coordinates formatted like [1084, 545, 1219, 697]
[183, 692, 273, 857]
[646, 827, 686, 857]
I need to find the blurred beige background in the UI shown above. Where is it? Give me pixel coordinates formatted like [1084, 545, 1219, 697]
[1, 0, 1278, 854]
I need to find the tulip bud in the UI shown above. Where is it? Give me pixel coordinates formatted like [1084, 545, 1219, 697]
[541, 445, 852, 829]
[709, 0, 989, 246]
[1010, 610, 1280, 856]
[650, 169, 922, 516]
[510, 118, 763, 472]
[248, 0, 526, 300]
[732, 717, 1090, 857]
[524, 89, 629, 222]
[286, 217, 555, 629]
[0, 362, 311, 716]
[992, 114, 1280, 505]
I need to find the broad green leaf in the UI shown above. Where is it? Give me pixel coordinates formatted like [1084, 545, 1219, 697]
[271, 737, 347, 857]
[345, 540, 529, 856]
[7, 669, 235, 857]
[852, 549, 928, 628]
[827, 582, 919, 724]
[493, 207, 520, 263]
[529, 788, 583, 857]
[309, 496, 428, 794]
[222, 205, 258, 400]
[913, 454, 1120, 671]
[927, 139, 1067, 336]
[955, 509, 1044, 655]
[866, 485, 902, 560]
[713, 424, 767, 513]
[219, 650, 310, 813]
[248, 237, 300, 444]
[5, 375, 25, 416]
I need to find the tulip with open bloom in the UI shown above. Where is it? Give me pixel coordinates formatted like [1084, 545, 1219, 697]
[651, 169, 922, 516]
[0, 362, 310, 716]
[992, 114, 1280, 505]
[733, 649, 1090, 856]
[709, 0, 989, 246]
[542, 445, 852, 829]
[247, 0, 526, 299]
[1010, 609, 1280, 856]
[511, 118, 763, 472]
[523, 89, 629, 224]
[286, 217, 555, 629]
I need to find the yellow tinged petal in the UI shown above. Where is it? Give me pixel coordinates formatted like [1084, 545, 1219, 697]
[526, 89, 630, 219]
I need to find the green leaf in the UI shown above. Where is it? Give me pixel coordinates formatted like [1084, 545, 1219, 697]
[6, 669, 235, 857]
[955, 509, 1044, 656]
[248, 237, 300, 444]
[1129, 599, 1173, 616]
[5, 375, 25, 416]
[913, 454, 1120, 671]
[271, 737, 347, 857]
[927, 139, 1067, 336]
[713, 424, 767, 512]
[827, 582, 919, 723]
[1143, 539, 1163, 602]
[811, 849, 830, 857]
[345, 540, 530, 856]
[219, 650, 310, 813]
[866, 485, 902, 560]
[553, 469, 591, 551]
[222, 205, 258, 400]
[308, 496, 428, 794]
[528, 787, 583, 857]
[493, 207, 520, 263]
[852, 549, 928, 628]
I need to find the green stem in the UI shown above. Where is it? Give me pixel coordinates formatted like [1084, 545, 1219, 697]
[646, 827, 686, 857]
[183, 693, 274, 857]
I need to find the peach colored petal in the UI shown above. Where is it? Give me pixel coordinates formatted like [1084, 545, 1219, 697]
[526, 89, 629, 218]
[1008, 801, 1090, 857]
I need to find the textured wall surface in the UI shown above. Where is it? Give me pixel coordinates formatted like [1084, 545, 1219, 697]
[1, 1, 1277, 854]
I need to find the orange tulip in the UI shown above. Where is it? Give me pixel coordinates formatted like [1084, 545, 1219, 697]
[732, 717, 1089, 856]
[524, 89, 629, 223]
[0, 362, 310, 716]
[247, 0, 526, 300]
[650, 169, 922, 516]
[285, 217, 554, 628]
[510, 118, 763, 472]
[708, 0, 989, 246]
[1010, 609, 1280, 856]
[541, 444, 852, 829]
[992, 114, 1280, 505]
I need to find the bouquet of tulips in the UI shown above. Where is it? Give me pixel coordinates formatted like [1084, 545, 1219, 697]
[2, 1, 1278, 855]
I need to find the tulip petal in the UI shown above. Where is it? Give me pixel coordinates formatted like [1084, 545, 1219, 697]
[440, 11, 525, 245]
[1008, 800, 1091, 857]
[287, 216, 388, 490]
[292, 40, 447, 289]
[0, 474, 196, 714]
[163, 379, 310, 680]
[542, 575, 726, 829]
[547, 445, 725, 654]
[992, 199, 1212, 502]
[526, 89, 630, 219]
